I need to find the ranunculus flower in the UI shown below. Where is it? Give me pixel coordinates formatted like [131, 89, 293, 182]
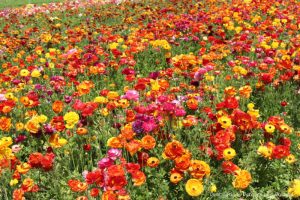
[98, 157, 114, 169]
[107, 148, 122, 160]
[122, 90, 139, 101]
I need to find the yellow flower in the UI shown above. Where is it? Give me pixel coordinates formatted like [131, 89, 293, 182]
[288, 179, 300, 198]
[117, 38, 124, 43]
[15, 122, 24, 131]
[118, 99, 130, 108]
[94, 96, 108, 104]
[247, 103, 260, 119]
[49, 134, 68, 148]
[223, 148, 236, 160]
[38, 115, 48, 123]
[271, 41, 279, 49]
[31, 69, 41, 78]
[210, 183, 217, 193]
[218, 115, 232, 129]
[185, 179, 204, 197]
[100, 108, 109, 116]
[257, 145, 272, 159]
[107, 91, 119, 100]
[63, 112, 79, 129]
[0, 137, 13, 148]
[25, 116, 40, 133]
[265, 124, 275, 133]
[16, 162, 31, 174]
[10, 179, 18, 186]
[285, 154, 297, 164]
[109, 42, 119, 50]
[5, 93, 14, 99]
[40, 32, 52, 43]
[20, 69, 30, 77]
[151, 80, 160, 91]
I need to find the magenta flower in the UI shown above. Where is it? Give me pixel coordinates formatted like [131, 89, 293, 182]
[142, 120, 157, 133]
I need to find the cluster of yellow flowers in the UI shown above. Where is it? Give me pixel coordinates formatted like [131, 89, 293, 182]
[150, 39, 171, 50]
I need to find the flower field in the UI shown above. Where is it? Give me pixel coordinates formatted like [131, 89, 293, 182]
[0, 0, 300, 199]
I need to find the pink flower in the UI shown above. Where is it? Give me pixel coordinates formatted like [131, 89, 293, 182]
[98, 157, 114, 169]
[11, 145, 22, 153]
[0, 94, 6, 101]
[122, 90, 139, 101]
[107, 149, 122, 160]
[82, 170, 89, 179]
[174, 108, 186, 117]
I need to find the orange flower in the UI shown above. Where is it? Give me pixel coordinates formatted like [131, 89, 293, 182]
[170, 169, 183, 184]
[107, 91, 119, 100]
[68, 180, 88, 192]
[126, 109, 135, 122]
[132, 170, 146, 186]
[76, 196, 88, 200]
[76, 127, 88, 135]
[13, 189, 25, 200]
[141, 135, 156, 150]
[101, 191, 117, 200]
[0, 117, 11, 132]
[125, 140, 141, 156]
[2, 105, 12, 113]
[25, 120, 39, 134]
[186, 98, 198, 110]
[163, 140, 184, 160]
[232, 170, 252, 190]
[182, 115, 198, 127]
[16, 163, 31, 174]
[107, 137, 123, 148]
[77, 81, 94, 96]
[175, 153, 191, 171]
[120, 124, 135, 140]
[52, 100, 64, 113]
[188, 160, 210, 179]
[21, 178, 34, 192]
[224, 86, 237, 97]
[147, 157, 160, 168]
[239, 85, 252, 98]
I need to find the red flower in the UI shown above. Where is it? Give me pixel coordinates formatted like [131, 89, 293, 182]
[28, 152, 43, 168]
[41, 153, 55, 171]
[272, 145, 290, 159]
[216, 97, 239, 110]
[125, 163, 140, 174]
[106, 175, 127, 191]
[260, 73, 274, 84]
[86, 169, 104, 186]
[279, 137, 291, 147]
[222, 161, 240, 174]
[232, 109, 259, 131]
[90, 188, 99, 197]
